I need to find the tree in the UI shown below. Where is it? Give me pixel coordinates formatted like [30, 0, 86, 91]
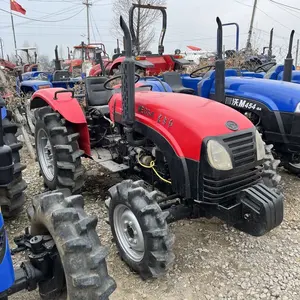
[38, 54, 53, 71]
[111, 0, 167, 53]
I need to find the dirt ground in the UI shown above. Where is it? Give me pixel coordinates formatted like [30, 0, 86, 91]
[5, 148, 300, 300]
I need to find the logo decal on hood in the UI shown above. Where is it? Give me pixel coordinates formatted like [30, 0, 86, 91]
[226, 121, 239, 131]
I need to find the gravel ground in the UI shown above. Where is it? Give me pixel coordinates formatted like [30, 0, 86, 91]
[4, 147, 300, 300]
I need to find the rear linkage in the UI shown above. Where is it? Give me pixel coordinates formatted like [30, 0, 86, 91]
[0, 230, 61, 299]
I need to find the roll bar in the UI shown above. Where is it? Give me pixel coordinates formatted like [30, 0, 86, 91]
[129, 4, 167, 55]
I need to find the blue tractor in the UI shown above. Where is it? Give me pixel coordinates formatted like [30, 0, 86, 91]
[236, 29, 300, 83]
[16, 46, 84, 136]
[16, 45, 83, 96]
[0, 97, 116, 299]
[160, 18, 300, 175]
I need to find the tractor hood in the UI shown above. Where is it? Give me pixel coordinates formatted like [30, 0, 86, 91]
[21, 80, 52, 89]
[222, 77, 300, 112]
[278, 70, 300, 84]
[109, 91, 254, 161]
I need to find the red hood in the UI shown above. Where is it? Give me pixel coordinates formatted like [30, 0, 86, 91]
[89, 59, 112, 76]
[63, 59, 82, 67]
[109, 92, 254, 161]
[0, 59, 16, 70]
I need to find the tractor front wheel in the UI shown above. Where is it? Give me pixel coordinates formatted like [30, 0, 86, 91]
[261, 144, 282, 193]
[35, 106, 85, 193]
[108, 179, 175, 280]
[28, 189, 116, 299]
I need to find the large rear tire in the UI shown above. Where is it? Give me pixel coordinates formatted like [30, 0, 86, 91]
[35, 106, 85, 193]
[108, 179, 175, 280]
[28, 189, 116, 300]
[0, 118, 27, 218]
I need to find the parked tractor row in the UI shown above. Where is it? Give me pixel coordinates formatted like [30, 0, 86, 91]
[0, 3, 299, 300]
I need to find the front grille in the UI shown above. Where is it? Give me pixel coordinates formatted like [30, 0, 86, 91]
[223, 131, 256, 167]
[203, 167, 262, 202]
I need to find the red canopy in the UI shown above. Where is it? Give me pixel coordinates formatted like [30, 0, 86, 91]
[187, 45, 201, 51]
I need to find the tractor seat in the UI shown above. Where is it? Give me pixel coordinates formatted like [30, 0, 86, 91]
[162, 71, 195, 94]
[112, 53, 122, 60]
[85, 76, 113, 115]
[53, 70, 71, 82]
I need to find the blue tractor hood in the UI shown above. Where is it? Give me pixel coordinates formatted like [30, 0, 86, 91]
[20, 80, 53, 91]
[200, 69, 300, 113]
[223, 77, 300, 112]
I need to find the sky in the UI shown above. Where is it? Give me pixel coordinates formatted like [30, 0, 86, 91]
[0, 0, 299, 62]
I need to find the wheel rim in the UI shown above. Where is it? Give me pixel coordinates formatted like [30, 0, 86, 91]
[37, 128, 55, 181]
[113, 204, 145, 262]
[288, 162, 300, 169]
[289, 154, 300, 170]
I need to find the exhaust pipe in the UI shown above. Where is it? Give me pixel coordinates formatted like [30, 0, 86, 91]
[54, 45, 61, 70]
[267, 28, 273, 60]
[120, 15, 145, 147]
[283, 30, 295, 82]
[215, 17, 225, 103]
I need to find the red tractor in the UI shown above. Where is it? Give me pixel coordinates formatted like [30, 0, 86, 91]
[30, 16, 283, 280]
[89, 4, 193, 77]
[15, 47, 39, 73]
[63, 42, 110, 77]
[0, 59, 16, 71]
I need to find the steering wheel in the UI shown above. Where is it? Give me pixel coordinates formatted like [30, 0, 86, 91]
[103, 73, 140, 90]
[190, 65, 215, 78]
[254, 62, 276, 73]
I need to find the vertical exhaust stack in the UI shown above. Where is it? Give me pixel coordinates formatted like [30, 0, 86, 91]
[283, 30, 295, 82]
[119, 16, 137, 144]
[267, 28, 274, 61]
[215, 17, 225, 103]
[116, 39, 121, 54]
[54, 45, 61, 70]
[97, 49, 105, 76]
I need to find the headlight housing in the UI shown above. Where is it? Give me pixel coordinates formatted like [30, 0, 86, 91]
[207, 140, 233, 170]
[255, 130, 265, 161]
[295, 103, 300, 113]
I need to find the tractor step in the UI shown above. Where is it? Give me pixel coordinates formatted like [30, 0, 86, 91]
[91, 148, 129, 173]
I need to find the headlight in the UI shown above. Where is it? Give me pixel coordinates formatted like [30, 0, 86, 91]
[295, 103, 300, 113]
[255, 130, 265, 161]
[207, 140, 233, 170]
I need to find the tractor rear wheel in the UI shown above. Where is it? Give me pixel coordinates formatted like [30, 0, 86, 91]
[0, 118, 27, 218]
[28, 189, 116, 299]
[108, 179, 175, 280]
[35, 106, 85, 193]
